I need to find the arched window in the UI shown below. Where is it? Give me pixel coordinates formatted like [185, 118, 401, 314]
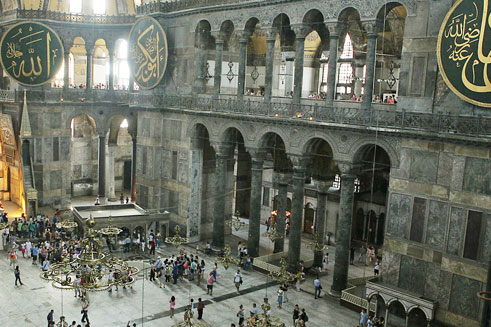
[354, 178, 361, 193]
[115, 40, 130, 90]
[333, 174, 341, 189]
[70, 0, 82, 13]
[336, 33, 354, 95]
[340, 34, 354, 59]
[93, 0, 105, 14]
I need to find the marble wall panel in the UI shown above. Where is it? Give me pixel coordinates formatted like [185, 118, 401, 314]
[426, 200, 449, 250]
[409, 150, 438, 184]
[482, 213, 491, 262]
[437, 152, 453, 187]
[437, 270, 452, 310]
[398, 255, 426, 295]
[463, 157, 491, 196]
[49, 170, 62, 190]
[381, 249, 401, 287]
[424, 261, 440, 300]
[387, 193, 411, 239]
[448, 274, 481, 320]
[446, 206, 466, 256]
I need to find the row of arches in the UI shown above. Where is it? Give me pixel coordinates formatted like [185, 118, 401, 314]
[369, 294, 431, 327]
[195, 4, 406, 101]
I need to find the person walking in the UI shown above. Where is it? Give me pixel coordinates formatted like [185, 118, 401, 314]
[197, 298, 204, 320]
[314, 276, 322, 299]
[14, 265, 23, 286]
[292, 305, 300, 326]
[350, 247, 355, 265]
[207, 272, 215, 295]
[170, 296, 176, 318]
[374, 261, 380, 276]
[81, 301, 89, 324]
[299, 308, 308, 325]
[360, 309, 368, 327]
[47, 309, 54, 327]
[234, 269, 243, 293]
[237, 304, 245, 326]
[277, 288, 284, 309]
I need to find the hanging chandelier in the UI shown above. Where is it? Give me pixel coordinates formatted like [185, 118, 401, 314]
[307, 232, 328, 252]
[262, 223, 283, 242]
[245, 298, 285, 327]
[165, 225, 189, 247]
[98, 214, 123, 236]
[172, 305, 207, 327]
[41, 215, 139, 292]
[55, 214, 78, 231]
[226, 211, 246, 231]
[268, 258, 296, 285]
[216, 244, 239, 270]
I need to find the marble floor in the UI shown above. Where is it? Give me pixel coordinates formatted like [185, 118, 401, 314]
[0, 197, 375, 326]
[0, 240, 370, 327]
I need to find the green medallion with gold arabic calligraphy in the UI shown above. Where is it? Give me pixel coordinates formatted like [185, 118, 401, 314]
[129, 17, 168, 89]
[0, 22, 64, 86]
[437, 0, 491, 108]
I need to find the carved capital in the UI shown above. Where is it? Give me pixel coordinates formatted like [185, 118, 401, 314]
[211, 30, 225, 44]
[273, 172, 292, 186]
[325, 22, 342, 38]
[263, 28, 278, 42]
[315, 180, 332, 194]
[237, 30, 252, 43]
[289, 154, 310, 170]
[335, 160, 361, 176]
[210, 142, 233, 157]
[362, 20, 382, 38]
[247, 148, 267, 162]
[291, 24, 312, 40]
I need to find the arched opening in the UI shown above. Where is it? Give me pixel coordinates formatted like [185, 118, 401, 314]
[303, 202, 315, 233]
[189, 123, 215, 240]
[408, 307, 427, 327]
[114, 39, 130, 90]
[368, 294, 387, 321]
[388, 300, 407, 327]
[70, 114, 98, 197]
[301, 9, 327, 99]
[245, 20, 265, 96]
[132, 226, 145, 246]
[93, 39, 109, 88]
[374, 3, 407, 103]
[194, 20, 214, 94]
[352, 145, 391, 246]
[52, 53, 74, 88]
[106, 116, 133, 201]
[272, 13, 295, 97]
[217, 20, 235, 95]
[70, 37, 87, 88]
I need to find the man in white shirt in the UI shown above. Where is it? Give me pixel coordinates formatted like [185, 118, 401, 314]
[234, 269, 243, 293]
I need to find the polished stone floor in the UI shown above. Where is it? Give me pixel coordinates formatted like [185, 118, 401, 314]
[0, 241, 368, 327]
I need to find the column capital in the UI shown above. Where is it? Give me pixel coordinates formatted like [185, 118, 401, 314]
[247, 148, 266, 161]
[211, 31, 225, 44]
[237, 30, 252, 43]
[315, 180, 332, 194]
[325, 22, 343, 38]
[335, 160, 361, 176]
[289, 154, 310, 170]
[210, 142, 233, 157]
[362, 20, 382, 38]
[291, 24, 312, 40]
[263, 28, 279, 42]
[273, 172, 292, 186]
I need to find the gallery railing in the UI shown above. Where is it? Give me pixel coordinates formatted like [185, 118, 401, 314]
[137, 0, 261, 14]
[5, 89, 490, 139]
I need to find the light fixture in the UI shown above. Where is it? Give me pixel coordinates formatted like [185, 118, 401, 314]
[262, 223, 283, 242]
[226, 211, 246, 231]
[245, 298, 285, 327]
[165, 225, 189, 247]
[216, 244, 239, 270]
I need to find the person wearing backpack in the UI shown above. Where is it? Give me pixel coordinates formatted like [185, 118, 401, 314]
[300, 308, 308, 324]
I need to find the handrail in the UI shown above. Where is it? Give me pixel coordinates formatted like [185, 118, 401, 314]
[16, 9, 135, 24]
[6, 89, 490, 139]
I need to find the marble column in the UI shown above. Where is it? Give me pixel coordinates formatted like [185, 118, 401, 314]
[362, 22, 379, 110]
[98, 135, 106, 198]
[213, 35, 224, 99]
[325, 23, 340, 107]
[63, 50, 70, 89]
[131, 135, 137, 201]
[313, 181, 329, 267]
[264, 29, 276, 102]
[331, 172, 356, 296]
[129, 73, 134, 92]
[287, 157, 307, 272]
[86, 46, 93, 90]
[273, 173, 290, 253]
[213, 152, 228, 248]
[105, 145, 116, 200]
[237, 32, 249, 100]
[247, 154, 264, 257]
[292, 25, 310, 104]
[108, 50, 115, 90]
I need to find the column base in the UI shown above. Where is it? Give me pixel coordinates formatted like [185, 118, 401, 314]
[329, 288, 342, 298]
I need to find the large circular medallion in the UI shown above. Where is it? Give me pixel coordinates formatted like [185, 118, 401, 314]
[0, 21, 64, 86]
[128, 16, 168, 89]
[437, 0, 491, 108]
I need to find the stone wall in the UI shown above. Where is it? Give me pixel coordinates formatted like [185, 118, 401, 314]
[383, 139, 491, 327]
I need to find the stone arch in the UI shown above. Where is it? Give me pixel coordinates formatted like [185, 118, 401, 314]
[67, 111, 100, 131]
[242, 16, 260, 32]
[253, 126, 290, 151]
[186, 118, 214, 141]
[219, 20, 235, 50]
[367, 292, 388, 306]
[298, 132, 339, 159]
[407, 307, 429, 326]
[106, 114, 130, 145]
[218, 122, 253, 149]
[195, 20, 214, 50]
[349, 137, 399, 168]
